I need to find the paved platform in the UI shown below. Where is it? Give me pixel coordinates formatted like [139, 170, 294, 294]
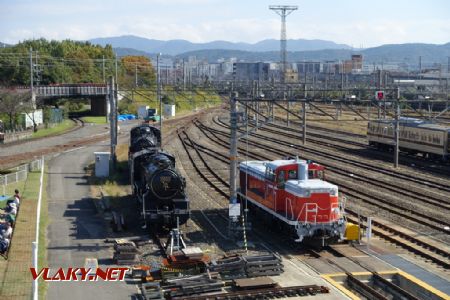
[349, 255, 397, 272]
[375, 254, 450, 296]
[322, 270, 449, 300]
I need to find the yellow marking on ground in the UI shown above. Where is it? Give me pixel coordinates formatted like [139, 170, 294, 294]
[396, 270, 450, 300]
[377, 270, 399, 275]
[321, 274, 360, 300]
[322, 270, 450, 300]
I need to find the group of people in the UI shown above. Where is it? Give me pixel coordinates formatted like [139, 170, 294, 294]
[0, 189, 20, 254]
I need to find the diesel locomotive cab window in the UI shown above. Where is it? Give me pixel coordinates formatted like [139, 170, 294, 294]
[288, 170, 297, 179]
[317, 170, 324, 180]
[265, 167, 275, 181]
[277, 171, 286, 188]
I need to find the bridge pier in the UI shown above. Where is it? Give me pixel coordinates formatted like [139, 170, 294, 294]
[90, 96, 108, 116]
[32, 84, 108, 116]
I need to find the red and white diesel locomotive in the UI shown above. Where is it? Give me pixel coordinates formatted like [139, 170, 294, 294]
[238, 158, 346, 246]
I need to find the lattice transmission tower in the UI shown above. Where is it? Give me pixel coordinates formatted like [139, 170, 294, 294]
[269, 5, 298, 83]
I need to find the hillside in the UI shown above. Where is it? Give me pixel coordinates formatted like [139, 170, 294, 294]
[87, 35, 450, 64]
[115, 43, 450, 64]
[89, 35, 351, 55]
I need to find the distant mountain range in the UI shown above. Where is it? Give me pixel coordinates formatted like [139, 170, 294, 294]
[2, 36, 449, 64]
[89, 35, 352, 55]
[90, 35, 450, 64]
[176, 43, 450, 64]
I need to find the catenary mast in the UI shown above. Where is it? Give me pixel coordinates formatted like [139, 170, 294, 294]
[269, 5, 298, 83]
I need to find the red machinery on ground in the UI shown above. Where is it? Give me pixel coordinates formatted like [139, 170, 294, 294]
[238, 157, 346, 247]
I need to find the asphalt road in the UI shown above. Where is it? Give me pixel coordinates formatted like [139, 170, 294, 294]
[46, 122, 139, 300]
[0, 121, 110, 157]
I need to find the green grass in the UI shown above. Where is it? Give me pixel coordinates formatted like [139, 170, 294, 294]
[81, 116, 108, 124]
[1, 180, 27, 209]
[38, 166, 49, 299]
[32, 119, 76, 139]
[119, 88, 223, 116]
[0, 165, 48, 299]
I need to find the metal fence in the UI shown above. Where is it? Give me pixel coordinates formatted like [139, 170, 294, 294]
[0, 159, 43, 194]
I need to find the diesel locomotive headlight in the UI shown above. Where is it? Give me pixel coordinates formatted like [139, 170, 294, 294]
[329, 189, 338, 197]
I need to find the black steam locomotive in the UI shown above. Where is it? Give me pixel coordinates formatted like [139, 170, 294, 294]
[129, 125, 189, 228]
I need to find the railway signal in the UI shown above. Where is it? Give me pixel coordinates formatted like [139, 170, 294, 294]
[375, 91, 385, 101]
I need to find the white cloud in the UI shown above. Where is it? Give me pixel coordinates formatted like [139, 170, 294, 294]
[1, 2, 449, 47]
[285, 18, 450, 47]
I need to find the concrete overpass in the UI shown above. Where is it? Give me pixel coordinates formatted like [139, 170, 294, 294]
[34, 84, 109, 115]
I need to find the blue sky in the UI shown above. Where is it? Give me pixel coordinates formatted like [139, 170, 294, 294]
[1, 0, 449, 47]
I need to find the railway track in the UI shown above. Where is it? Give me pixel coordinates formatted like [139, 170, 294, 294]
[177, 128, 229, 199]
[187, 118, 450, 269]
[176, 127, 231, 242]
[216, 117, 450, 194]
[273, 115, 367, 139]
[270, 115, 450, 174]
[202, 119, 450, 235]
[214, 116, 450, 209]
[251, 120, 450, 210]
[176, 284, 330, 299]
[272, 116, 367, 146]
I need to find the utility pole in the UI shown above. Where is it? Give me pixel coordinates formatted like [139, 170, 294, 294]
[286, 93, 290, 126]
[157, 53, 162, 143]
[29, 47, 34, 103]
[377, 69, 382, 88]
[115, 54, 118, 87]
[183, 60, 186, 91]
[394, 88, 400, 168]
[109, 76, 117, 167]
[229, 93, 239, 236]
[269, 5, 298, 83]
[102, 55, 105, 83]
[35, 50, 40, 86]
[135, 63, 138, 88]
[255, 81, 259, 129]
[302, 100, 306, 145]
[419, 56, 422, 79]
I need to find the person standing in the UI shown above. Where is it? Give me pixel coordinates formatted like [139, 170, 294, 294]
[14, 189, 20, 201]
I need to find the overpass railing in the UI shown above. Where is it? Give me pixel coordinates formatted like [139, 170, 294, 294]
[35, 84, 107, 97]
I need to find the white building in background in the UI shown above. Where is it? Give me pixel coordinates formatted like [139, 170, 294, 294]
[219, 61, 235, 77]
[21, 109, 43, 128]
[198, 62, 220, 79]
[164, 104, 176, 117]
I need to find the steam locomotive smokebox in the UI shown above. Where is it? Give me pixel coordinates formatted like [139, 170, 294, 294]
[94, 152, 110, 177]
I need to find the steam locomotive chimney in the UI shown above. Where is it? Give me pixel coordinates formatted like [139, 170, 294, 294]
[298, 162, 308, 181]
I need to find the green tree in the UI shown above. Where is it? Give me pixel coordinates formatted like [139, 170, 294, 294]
[120, 56, 156, 89]
[0, 89, 30, 129]
[0, 39, 115, 86]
